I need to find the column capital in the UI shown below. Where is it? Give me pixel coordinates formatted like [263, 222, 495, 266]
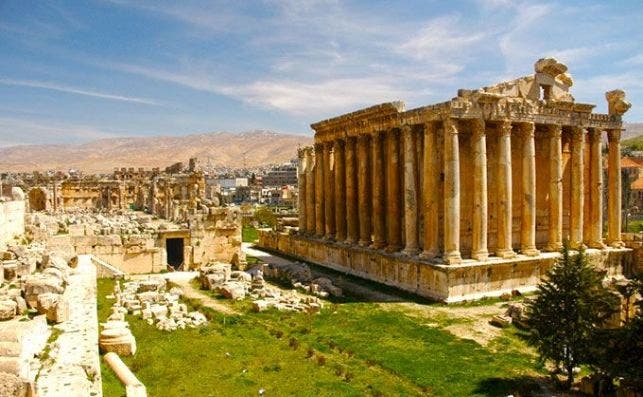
[547, 124, 562, 138]
[519, 122, 535, 137]
[498, 120, 512, 136]
[607, 128, 622, 142]
[588, 127, 603, 139]
[443, 118, 459, 134]
[400, 123, 412, 134]
[571, 126, 586, 139]
[470, 118, 485, 136]
[333, 139, 345, 148]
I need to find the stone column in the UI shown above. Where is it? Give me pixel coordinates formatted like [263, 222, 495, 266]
[357, 135, 372, 246]
[345, 137, 358, 244]
[371, 132, 386, 249]
[496, 121, 516, 258]
[386, 129, 402, 252]
[305, 149, 315, 234]
[443, 118, 461, 264]
[520, 122, 539, 256]
[471, 118, 488, 261]
[314, 144, 325, 237]
[589, 128, 605, 248]
[298, 148, 307, 233]
[420, 123, 439, 259]
[570, 126, 585, 249]
[323, 141, 335, 239]
[546, 125, 563, 251]
[402, 125, 419, 256]
[607, 129, 623, 247]
[334, 139, 347, 242]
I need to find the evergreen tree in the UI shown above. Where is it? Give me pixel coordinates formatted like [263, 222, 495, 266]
[525, 241, 619, 389]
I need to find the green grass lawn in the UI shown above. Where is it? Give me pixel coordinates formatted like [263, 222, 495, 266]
[98, 278, 544, 397]
[242, 226, 259, 243]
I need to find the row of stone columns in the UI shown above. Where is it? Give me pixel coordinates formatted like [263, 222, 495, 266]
[299, 120, 624, 262]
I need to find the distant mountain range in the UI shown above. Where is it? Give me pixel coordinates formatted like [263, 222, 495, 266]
[1, 123, 641, 174]
[0, 130, 313, 173]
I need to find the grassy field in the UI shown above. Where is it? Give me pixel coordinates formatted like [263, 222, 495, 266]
[98, 277, 545, 397]
[242, 226, 259, 243]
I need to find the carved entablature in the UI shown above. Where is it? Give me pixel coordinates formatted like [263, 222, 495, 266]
[310, 58, 626, 142]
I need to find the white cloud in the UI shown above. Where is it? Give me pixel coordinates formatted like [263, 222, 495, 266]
[398, 15, 487, 61]
[0, 78, 161, 106]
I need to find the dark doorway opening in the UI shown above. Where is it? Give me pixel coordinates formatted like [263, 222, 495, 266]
[166, 238, 184, 269]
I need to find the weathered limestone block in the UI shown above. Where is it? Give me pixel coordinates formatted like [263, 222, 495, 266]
[199, 262, 231, 289]
[23, 274, 64, 308]
[36, 292, 69, 323]
[0, 372, 33, 397]
[2, 261, 18, 281]
[216, 282, 246, 300]
[0, 300, 17, 321]
[490, 315, 512, 328]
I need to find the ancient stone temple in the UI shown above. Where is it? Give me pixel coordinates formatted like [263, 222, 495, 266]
[260, 58, 635, 302]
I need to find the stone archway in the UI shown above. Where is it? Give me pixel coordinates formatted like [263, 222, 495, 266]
[28, 187, 48, 211]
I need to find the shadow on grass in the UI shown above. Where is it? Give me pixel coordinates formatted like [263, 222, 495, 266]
[473, 375, 547, 396]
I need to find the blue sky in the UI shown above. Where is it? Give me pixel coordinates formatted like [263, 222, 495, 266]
[1, 0, 642, 146]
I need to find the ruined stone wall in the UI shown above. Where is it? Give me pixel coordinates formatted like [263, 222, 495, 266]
[46, 234, 166, 274]
[190, 207, 244, 268]
[0, 200, 25, 249]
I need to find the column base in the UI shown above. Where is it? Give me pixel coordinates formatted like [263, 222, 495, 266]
[419, 249, 438, 260]
[521, 247, 540, 257]
[401, 247, 420, 257]
[443, 251, 462, 265]
[496, 249, 517, 259]
[323, 235, 336, 242]
[570, 242, 587, 250]
[370, 241, 386, 250]
[385, 245, 401, 254]
[472, 250, 489, 261]
[358, 240, 371, 247]
[345, 238, 357, 245]
[545, 243, 563, 252]
[609, 240, 624, 248]
[588, 241, 607, 249]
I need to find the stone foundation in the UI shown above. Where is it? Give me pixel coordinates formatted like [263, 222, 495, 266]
[258, 230, 633, 302]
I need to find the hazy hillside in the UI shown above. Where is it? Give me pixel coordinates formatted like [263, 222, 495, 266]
[0, 130, 313, 173]
[623, 122, 643, 141]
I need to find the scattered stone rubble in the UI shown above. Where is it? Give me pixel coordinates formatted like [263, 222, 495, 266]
[0, 242, 99, 395]
[490, 302, 528, 328]
[105, 277, 207, 338]
[198, 261, 341, 313]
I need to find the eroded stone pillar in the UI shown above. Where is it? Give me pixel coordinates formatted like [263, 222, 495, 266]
[305, 149, 315, 234]
[386, 129, 401, 252]
[607, 129, 623, 247]
[589, 128, 605, 248]
[496, 121, 516, 258]
[371, 132, 386, 249]
[334, 139, 346, 242]
[345, 137, 358, 244]
[357, 135, 372, 246]
[546, 125, 563, 251]
[402, 125, 419, 256]
[297, 148, 307, 233]
[323, 141, 335, 239]
[420, 123, 439, 259]
[443, 118, 461, 264]
[471, 118, 488, 261]
[570, 126, 585, 248]
[314, 143, 325, 237]
[520, 122, 539, 256]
